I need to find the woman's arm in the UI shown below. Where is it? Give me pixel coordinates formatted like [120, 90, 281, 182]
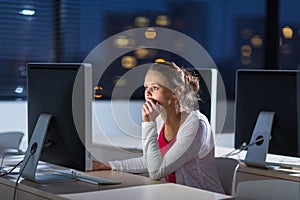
[108, 156, 148, 174]
[93, 156, 148, 174]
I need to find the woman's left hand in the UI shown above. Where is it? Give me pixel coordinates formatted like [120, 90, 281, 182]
[92, 160, 111, 170]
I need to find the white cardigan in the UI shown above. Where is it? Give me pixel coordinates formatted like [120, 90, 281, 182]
[109, 110, 225, 194]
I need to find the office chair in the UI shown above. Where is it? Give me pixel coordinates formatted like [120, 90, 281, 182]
[235, 179, 300, 200]
[0, 131, 24, 154]
[215, 157, 240, 196]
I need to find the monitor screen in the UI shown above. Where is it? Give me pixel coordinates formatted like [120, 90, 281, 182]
[235, 69, 299, 157]
[26, 63, 92, 172]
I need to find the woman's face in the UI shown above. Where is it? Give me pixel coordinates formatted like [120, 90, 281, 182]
[144, 70, 174, 106]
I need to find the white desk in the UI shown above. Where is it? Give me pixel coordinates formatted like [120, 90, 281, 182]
[60, 183, 231, 200]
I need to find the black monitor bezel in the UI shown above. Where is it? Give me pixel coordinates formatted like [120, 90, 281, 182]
[234, 69, 299, 157]
[27, 63, 91, 171]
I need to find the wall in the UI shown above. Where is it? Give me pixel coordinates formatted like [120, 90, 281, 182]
[0, 101, 27, 151]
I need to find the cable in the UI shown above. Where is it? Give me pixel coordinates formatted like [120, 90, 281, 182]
[0, 150, 24, 171]
[0, 160, 23, 178]
[12, 147, 36, 200]
[223, 137, 265, 157]
[222, 143, 245, 157]
[6, 160, 23, 175]
[0, 151, 24, 177]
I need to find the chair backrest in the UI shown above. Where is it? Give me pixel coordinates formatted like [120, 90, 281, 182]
[0, 131, 24, 150]
[215, 157, 240, 196]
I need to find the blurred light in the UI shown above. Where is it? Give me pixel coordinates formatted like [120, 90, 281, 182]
[114, 35, 130, 48]
[14, 86, 24, 94]
[20, 71, 27, 77]
[282, 26, 293, 39]
[18, 65, 27, 77]
[94, 94, 102, 99]
[121, 56, 137, 69]
[155, 15, 170, 26]
[241, 28, 252, 39]
[134, 17, 149, 27]
[251, 35, 263, 48]
[145, 28, 156, 39]
[241, 56, 252, 65]
[135, 47, 149, 59]
[155, 58, 166, 63]
[93, 85, 103, 99]
[94, 86, 103, 90]
[19, 9, 35, 16]
[240, 45, 252, 56]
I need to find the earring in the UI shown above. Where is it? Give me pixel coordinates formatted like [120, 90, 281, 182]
[167, 99, 172, 105]
[175, 100, 180, 113]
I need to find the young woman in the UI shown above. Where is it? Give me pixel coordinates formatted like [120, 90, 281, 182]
[93, 62, 225, 194]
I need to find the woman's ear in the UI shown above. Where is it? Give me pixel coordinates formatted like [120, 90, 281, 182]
[173, 87, 183, 98]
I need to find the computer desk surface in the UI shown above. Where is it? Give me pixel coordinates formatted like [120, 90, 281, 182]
[236, 162, 300, 183]
[216, 145, 300, 200]
[0, 158, 232, 200]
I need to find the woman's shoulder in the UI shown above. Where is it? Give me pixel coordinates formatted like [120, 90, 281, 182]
[188, 110, 210, 123]
[178, 110, 210, 131]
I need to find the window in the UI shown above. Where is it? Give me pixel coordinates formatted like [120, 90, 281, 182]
[1, 0, 299, 103]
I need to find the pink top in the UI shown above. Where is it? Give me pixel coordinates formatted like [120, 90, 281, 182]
[157, 124, 176, 183]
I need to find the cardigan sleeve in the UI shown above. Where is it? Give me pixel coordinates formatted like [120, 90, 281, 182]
[108, 156, 148, 174]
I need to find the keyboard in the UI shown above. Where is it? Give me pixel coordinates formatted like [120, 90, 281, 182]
[266, 161, 300, 169]
[51, 169, 121, 185]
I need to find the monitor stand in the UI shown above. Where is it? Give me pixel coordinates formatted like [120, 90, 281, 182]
[19, 114, 75, 183]
[244, 111, 275, 169]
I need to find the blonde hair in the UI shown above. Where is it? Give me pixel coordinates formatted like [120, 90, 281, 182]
[149, 61, 199, 112]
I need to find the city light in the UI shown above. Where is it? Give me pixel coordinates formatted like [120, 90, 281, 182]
[19, 9, 35, 16]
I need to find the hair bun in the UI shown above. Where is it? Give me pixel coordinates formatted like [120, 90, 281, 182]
[181, 68, 199, 93]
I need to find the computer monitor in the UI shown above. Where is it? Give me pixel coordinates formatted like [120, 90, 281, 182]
[187, 68, 217, 135]
[234, 69, 299, 157]
[20, 63, 93, 183]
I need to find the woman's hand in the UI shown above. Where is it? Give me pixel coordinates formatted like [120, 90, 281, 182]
[142, 99, 162, 122]
[92, 160, 112, 170]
